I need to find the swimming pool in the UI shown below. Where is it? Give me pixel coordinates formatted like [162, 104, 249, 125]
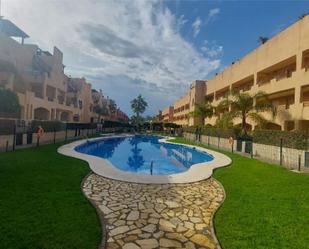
[75, 135, 214, 175]
[58, 134, 231, 183]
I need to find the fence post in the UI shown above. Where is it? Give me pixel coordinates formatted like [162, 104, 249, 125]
[12, 125, 16, 151]
[65, 124, 68, 141]
[298, 154, 301, 171]
[6, 140, 8, 152]
[218, 136, 220, 148]
[251, 141, 253, 158]
[53, 127, 56, 144]
[208, 136, 210, 146]
[36, 135, 40, 147]
[280, 138, 283, 165]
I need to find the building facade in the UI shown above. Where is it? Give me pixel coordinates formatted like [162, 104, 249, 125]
[160, 15, 309, 131]
[0, 18, 128, 123]
[159, 80, 206, 126]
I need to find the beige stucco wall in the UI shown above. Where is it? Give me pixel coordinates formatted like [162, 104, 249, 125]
[172, 80, 206, 126]
[162, 15, 309, 130]
[0, 32, 98, 123]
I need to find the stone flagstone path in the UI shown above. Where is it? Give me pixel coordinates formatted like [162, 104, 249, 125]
[83, 174, 225, 249]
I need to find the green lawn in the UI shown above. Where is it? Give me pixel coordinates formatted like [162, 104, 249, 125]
[171, 137, 309, 249]
[0, 143, 101, 249]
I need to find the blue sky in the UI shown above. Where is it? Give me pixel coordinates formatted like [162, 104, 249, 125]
[3, 0, 309, 116]
[168, 0, 309, 76]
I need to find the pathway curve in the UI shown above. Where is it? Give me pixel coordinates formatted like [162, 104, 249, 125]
[83, 174, 225, 249]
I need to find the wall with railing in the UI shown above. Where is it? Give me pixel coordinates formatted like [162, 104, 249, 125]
[183, 133, 309, 172]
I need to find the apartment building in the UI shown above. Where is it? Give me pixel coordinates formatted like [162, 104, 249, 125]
[159, 80, 206, 126]
[161, 106, 174, 123]
[160, 15, 309, 131]
[0, 18, 127, 123]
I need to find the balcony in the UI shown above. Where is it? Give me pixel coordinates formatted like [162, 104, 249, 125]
[258, 73, 296, 94]
[257, 56, 296, 92]
[302, 102, 309, 118]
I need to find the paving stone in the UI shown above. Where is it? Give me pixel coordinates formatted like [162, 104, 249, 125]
[109, 225, 130, 236]
[160, 238, 182, 247]
[166, 232, 188, 242]
[190, 234, 215, 248]
[83, 173, 224, 249]
[136, 239, 159, 248]
[127, 210, 139, 221]
[141, 224, 157, 233]
[123, 243, 141, 249]
[165, 201, 181, 208]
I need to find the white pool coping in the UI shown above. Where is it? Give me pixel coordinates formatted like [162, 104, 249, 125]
[57, 134, 232, 184]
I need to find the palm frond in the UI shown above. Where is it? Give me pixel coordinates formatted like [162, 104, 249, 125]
[247, 112, 267, 127]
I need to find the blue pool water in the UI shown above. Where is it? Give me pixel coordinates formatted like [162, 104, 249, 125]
[75, 135, 213, 175]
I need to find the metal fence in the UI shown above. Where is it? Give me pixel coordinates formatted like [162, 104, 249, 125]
[184, 132, 309, 172]
[0, 121, 98, 152]
[0, 119, 133, 153]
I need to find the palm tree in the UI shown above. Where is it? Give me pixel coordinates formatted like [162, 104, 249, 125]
[258, 36, 269, 45]
[215, 112, 235, 129]
[130, 95, 148, 121]
[189, 103, 214, 125]
[216, 91, 274, 135]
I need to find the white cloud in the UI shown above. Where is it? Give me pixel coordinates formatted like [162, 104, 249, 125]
[206, 8, 220, 24]
[2, 0, 222, 115]
[201, 41, 223, 57]
[192, 17, 202, 37]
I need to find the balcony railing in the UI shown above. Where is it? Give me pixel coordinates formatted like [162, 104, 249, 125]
[303, 101, 309, 107]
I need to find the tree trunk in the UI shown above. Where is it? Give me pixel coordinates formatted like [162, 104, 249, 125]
[242, 112, 247, 135]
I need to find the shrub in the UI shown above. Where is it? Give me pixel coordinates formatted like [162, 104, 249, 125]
[31, 120, 66, 132]
[0, 88, 21, 117]
[183, 126, 241, 139]
[0, 119, 15, 135]
[252, 129, 308, 150]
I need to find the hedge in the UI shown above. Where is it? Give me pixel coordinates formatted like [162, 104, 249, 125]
[0, 119, 15, 135]
[31, 120, 66, 132]
[252, 130, 308, 150]
[183, 126, 241, 139]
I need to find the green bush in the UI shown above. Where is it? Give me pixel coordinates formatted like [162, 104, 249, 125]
[0, 119, 15, 135]
[0, 88, 21, 117]
[31, 120, 66, 132]
[183, 126, 241, 138]
[252, 129, 308, 150]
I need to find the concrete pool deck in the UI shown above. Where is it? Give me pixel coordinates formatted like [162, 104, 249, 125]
[58, 134, 231, 184]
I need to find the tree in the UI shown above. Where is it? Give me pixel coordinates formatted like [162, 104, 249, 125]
[216, 91, 274, 135]
[130, 115, 144, 126]
[108, 99, 117, 114]
[190, 103, 214, 125]
[215, 112, 235, 129]
[130, 95, 148, 120]
[93, 104, 109, 122]
[0, 88, 21, 118]
[258, 36, 269, 45]
[0, 60, 26, 93]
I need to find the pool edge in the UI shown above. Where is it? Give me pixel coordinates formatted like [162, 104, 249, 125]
[57, 134, 232, 184]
